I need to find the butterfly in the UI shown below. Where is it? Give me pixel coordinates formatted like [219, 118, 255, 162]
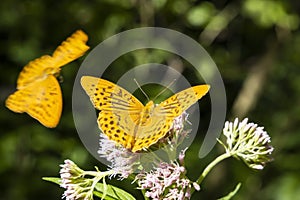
[81, 76, 210, 152]
[6, 30, 90, 128]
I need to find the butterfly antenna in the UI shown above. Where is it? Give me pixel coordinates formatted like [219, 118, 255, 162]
[153, 79, 176, 100]
[134, 78, 150, 102]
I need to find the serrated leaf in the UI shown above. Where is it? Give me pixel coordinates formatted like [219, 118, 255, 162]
[94, 182, 136, 200]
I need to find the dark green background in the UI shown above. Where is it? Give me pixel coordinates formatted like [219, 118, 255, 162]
[1, 0, 300, 199]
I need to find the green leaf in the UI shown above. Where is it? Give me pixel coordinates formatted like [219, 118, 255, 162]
[42, 177, 135, 200]
[94, 182, 136, 200]
[218, 183, 242, 200]
[42, 177, 61, 185]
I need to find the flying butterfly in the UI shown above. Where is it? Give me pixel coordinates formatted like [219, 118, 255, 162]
[81, 76, 210, 152]
[6, 30, 90, 128]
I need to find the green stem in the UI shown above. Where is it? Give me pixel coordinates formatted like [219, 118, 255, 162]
[196, 153, 231, 185]
[84, 170, 114, 177]
[190, 153, 232, 195]
[141, 189, 150, 200]
[85, 170, 114, 199]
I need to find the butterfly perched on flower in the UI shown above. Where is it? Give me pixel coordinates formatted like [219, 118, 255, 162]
[81, 76, 210, 152]
[6, 30, 90, 128]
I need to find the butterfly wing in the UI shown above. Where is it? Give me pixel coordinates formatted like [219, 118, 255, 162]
[17, 55, 55, 88]
[81, 76, 144, 149]
[98, 111, 136, 149]
[132, 85, 210, 152]
[6, 75, 62, 128]
[158, 85, 210, 117]
[132, 115, 173, 152]
[16, 30, 89, 89]
[52, 30, 89, 68]
[7, 30, 88, 128]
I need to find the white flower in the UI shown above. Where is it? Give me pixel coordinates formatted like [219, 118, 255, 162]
[97, 133, 141, 179]
[135, 149, 199, 200]
[59, 159, 113, 200]
[60, 160, 94, 200]
[220, 118, 274, 169]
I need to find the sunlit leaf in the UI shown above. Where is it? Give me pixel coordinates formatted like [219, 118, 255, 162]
[94, 182, 136, 200]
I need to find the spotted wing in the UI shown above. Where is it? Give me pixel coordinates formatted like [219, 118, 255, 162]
[132, 85, 210, 152]
[98, 111, 136, 150]
[132, 114, 173, 152]
[17, 30, 89, 88]
[17, 55, 55, 88]
[6, 75, 62, 128]
[81, 76, 145, 149]
[157, 85, 210, 118]
[52, 30, 89, 68]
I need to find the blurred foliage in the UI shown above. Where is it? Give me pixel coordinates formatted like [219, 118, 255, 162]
[1, 0, 300, 199]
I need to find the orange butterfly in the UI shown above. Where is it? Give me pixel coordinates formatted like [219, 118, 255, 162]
[6, 30, 89, 128]
[81, 76, 210, 152]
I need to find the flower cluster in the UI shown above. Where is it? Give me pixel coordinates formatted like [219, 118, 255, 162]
[135, 150, 200, 200]
[60, 159, 113, 200]
[97, 133, 141, 179]
[60, 160, 94, 200]
[220, 118, 274, 169]
[56, 117, 274, 200]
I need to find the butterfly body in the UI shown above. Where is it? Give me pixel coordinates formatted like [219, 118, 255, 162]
[6, 30, 89, 128]
[81, 76, 210, 152]
[137, 101, 154, 126]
